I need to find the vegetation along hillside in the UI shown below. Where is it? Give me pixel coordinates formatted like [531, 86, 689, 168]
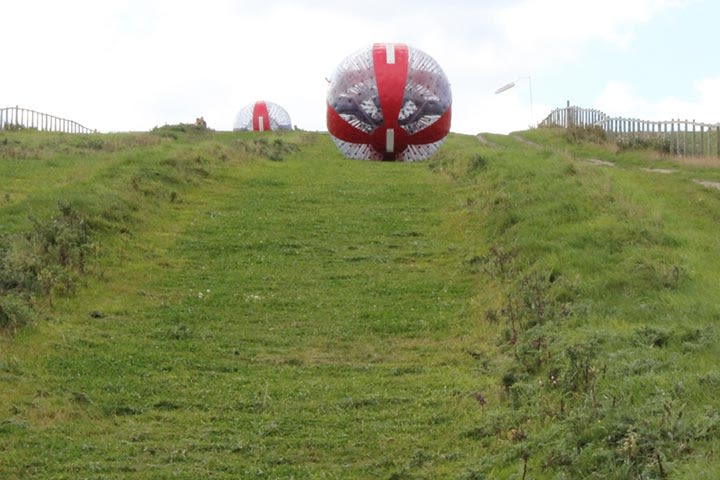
[1, 125, 720, 478]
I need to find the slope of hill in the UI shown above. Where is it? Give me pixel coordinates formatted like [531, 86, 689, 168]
[1, 126, 719, 478]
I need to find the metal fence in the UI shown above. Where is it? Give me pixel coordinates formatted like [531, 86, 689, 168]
[0, 106, 94, 134]
[540, 103, 720, 157]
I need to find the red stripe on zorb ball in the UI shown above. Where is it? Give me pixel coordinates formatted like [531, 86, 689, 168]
[372, 43, 408, 158]
[252, 101, 271, 132]
[326, 43, 452, 161]
[233, 101, 292, 132]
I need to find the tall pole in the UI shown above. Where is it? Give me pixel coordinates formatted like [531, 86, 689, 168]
[494, 75, 535, 129]
[526, 76, 534, 128]
[515, 76, 534, 128]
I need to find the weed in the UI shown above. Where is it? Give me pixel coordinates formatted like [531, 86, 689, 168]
[0, 292, 33, 331]
[150, 123, 211, 140]
[467, 153, 488, 173]
[617, 135, 673, 154]
[564, 126, 607, 144]
[483, 244, 516, 277]
[633, 326, 671, 348]
[0, 202, 93, 326]
[239, 137, 300, 161]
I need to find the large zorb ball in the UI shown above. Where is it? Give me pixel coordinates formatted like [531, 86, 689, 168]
[234, 101, 292, 132]
[327, 43, 452, 161]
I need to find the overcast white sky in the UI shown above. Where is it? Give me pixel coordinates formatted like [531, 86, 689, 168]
[2, 0, 718, 134]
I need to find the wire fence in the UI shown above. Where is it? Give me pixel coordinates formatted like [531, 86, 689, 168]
[0, 106, 94, 134]
[540, 103, 720, 157]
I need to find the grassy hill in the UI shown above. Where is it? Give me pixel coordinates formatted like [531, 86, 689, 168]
[1, 125, 720, 478]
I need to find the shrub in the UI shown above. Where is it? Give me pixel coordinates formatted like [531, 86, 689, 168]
[564, 126, 607, 144]
[0, 293, 34, 331]
[0, 202, 93, 330]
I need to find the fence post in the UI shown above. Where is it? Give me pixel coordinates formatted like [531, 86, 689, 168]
[566, 100, 572, 128]
[692, 121, 696, 156]
[700, 123, 704, 157]
[707, 125, 711, 157]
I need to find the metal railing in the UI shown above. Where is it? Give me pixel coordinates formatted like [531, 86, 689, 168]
[0, 106, 94, 134]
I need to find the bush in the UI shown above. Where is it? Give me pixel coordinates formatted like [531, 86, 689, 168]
[0, 293, 34, 331]
[252, 138, 299, 161]
[617, 135, 672, 154]
[0, 202, 93, 331]
[564, 126, 607, 144]
[151, 123, 212, 140]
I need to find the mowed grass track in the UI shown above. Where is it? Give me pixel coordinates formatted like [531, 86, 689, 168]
[4, 127, 720, 478]
[1, 132, 490, 478]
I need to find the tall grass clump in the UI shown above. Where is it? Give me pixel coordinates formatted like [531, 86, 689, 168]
[0, 202, 93, 329]
[564, 125, 607, 144]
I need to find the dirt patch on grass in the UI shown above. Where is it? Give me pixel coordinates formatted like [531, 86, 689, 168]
[693, 179, 720, 190]
[680, 157, 720, 168]
[511, 134, 540, 148]
[659, 155, 720, 168]
[581, 158, 615, 167]
[476, 134, 499, 147]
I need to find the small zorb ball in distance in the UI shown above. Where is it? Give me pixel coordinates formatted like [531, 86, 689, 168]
[327, 43, 452, 161]
[233, 101, 292, 132]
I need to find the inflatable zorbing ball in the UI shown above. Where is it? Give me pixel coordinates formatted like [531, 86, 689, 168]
[327, 43, 452, 161]
[233, 101, 292, 132]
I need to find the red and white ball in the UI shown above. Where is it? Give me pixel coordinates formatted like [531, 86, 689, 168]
[234, 101, 292, 132]
[327, 43, 452, 161]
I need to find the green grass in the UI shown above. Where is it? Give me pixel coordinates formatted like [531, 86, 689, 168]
[1, 126, 720, 478]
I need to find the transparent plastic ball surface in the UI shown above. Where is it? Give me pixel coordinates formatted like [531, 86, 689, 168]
[327, 43, 452, 161]
[234, 101, 292, 132]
